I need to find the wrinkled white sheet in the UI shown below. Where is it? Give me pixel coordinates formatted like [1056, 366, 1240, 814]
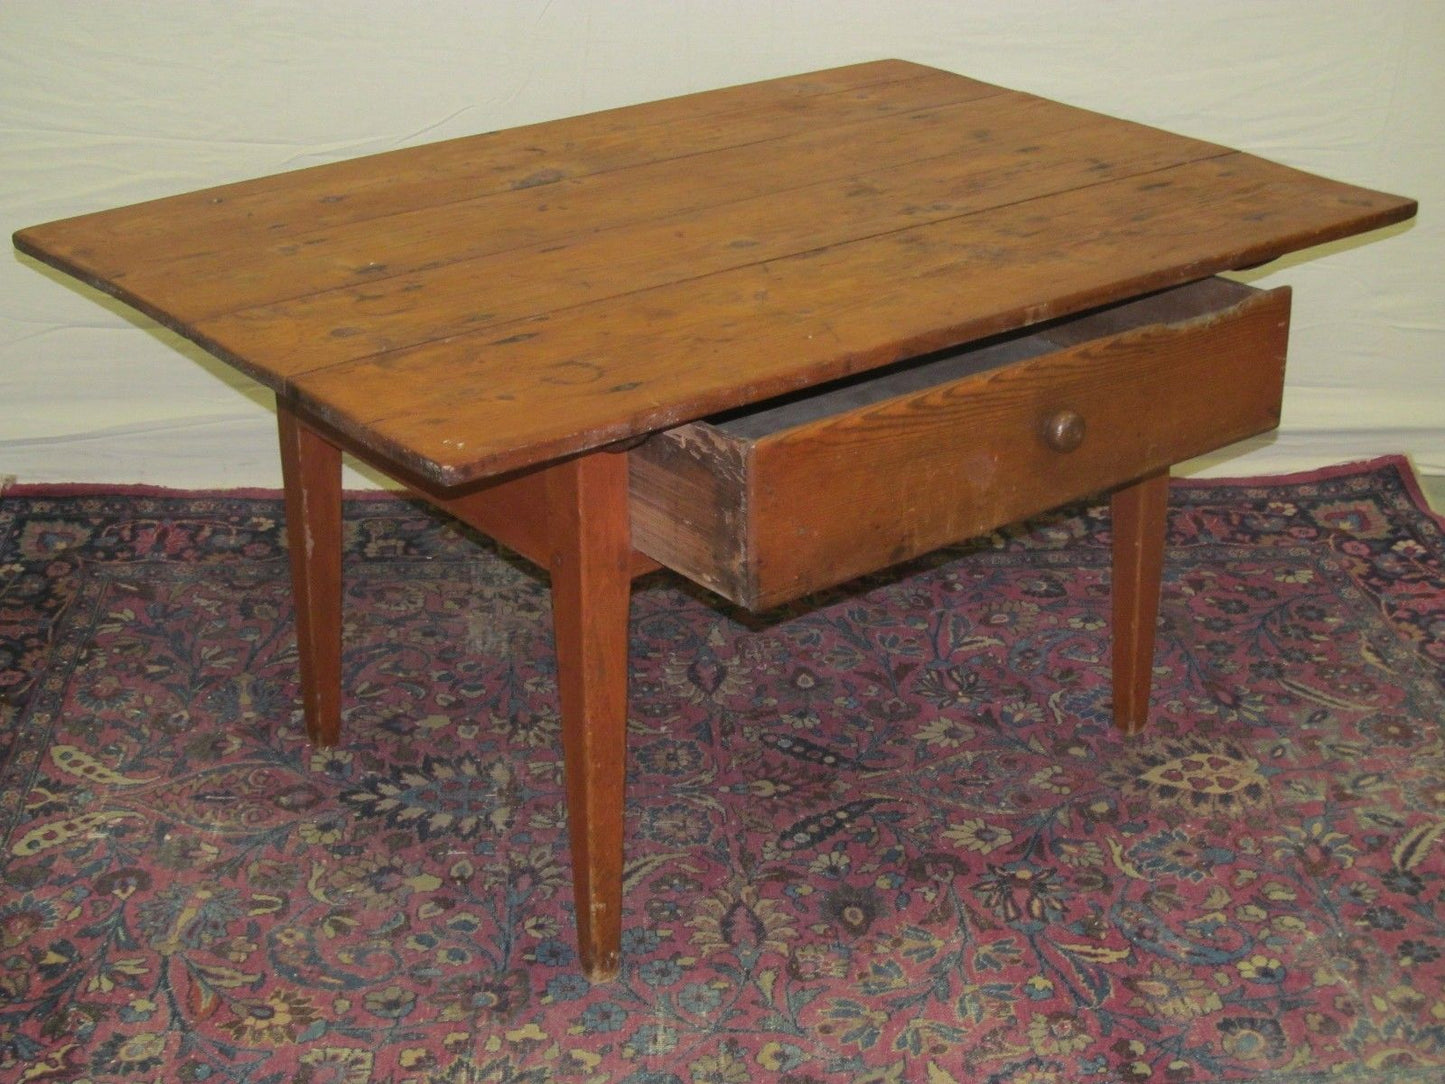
[2, 0, 1440, 486]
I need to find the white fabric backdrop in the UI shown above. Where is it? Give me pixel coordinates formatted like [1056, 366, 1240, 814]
[2, 0, 1439, 487]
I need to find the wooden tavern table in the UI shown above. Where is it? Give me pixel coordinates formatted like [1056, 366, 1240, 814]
[14, 61, 1415, 980]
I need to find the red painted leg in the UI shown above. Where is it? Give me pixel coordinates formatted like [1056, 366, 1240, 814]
[546, 452, 633, 983]
[277, 399, 344, 747]
[1111, 469, 1169, 735]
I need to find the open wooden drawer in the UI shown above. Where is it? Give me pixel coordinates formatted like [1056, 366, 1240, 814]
[629, 277, 1291, 610]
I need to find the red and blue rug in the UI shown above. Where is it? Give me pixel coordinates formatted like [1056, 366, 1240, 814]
[2, 456, 1443, 1082]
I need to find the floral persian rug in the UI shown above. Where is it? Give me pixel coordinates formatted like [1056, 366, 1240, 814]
[2, 456, 1443, 1083]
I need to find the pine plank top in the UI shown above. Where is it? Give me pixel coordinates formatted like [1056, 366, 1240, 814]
[13, 60, 1416, 488]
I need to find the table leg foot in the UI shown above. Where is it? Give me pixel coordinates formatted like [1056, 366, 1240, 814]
[277, 399, 344, 747]
[1111, 469, 1169, 735]
[547, 452, 632, 982]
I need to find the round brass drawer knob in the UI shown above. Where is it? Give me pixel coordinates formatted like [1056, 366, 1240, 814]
[1042, 409, 1086, 453]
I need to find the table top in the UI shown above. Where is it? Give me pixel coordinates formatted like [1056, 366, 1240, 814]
[14, 60, 1415, 488]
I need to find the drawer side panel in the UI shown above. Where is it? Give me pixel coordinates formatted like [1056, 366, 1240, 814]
[629, 423, 754, 602]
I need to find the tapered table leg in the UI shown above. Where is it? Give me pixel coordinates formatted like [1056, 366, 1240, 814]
[546, 452, 633, 982]
[277, 399, 344, 747]
[1111, 468, 1169, 735]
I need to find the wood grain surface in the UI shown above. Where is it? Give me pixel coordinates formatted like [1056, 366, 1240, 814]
[13, 59, 1415, 488]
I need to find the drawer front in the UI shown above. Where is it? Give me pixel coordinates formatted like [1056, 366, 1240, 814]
[632, 279, 1291, 609]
